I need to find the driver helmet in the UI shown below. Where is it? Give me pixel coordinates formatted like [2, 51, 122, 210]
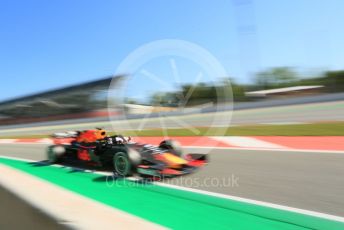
[95, 128, 107, 140]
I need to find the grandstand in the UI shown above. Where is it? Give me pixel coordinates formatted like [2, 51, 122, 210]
[0, 75, 125, 125]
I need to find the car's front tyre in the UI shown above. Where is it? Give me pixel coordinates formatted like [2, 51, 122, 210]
[113, 152, 133, 176]
[47, 145, 65, 164]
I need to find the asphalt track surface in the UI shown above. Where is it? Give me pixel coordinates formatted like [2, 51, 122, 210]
[1, 101, 344, 136]
[1, 144, 343, 218]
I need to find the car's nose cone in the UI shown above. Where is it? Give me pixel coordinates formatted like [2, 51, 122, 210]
[162, 153, 187, 168]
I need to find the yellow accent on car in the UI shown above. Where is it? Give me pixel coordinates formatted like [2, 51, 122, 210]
[163, 153, 187, 168]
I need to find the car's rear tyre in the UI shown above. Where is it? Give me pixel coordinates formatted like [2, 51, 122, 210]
[47, 145, 65, 164]
[159, 140, 183, 157]
[113, 152, 133, 176]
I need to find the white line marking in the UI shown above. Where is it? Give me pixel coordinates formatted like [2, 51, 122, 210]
[2, 142, 51, 145]
[259, 122, 309, 125]
[153, 182, 344, 223]
[2, 155, 344, 223]
[0, 139, 17, 144]
[36, 138, 53, 144]
[0, 155, 36, 162]
[211, 136, 287, 149]
[0, 162, 165, 230]
[185, 146, 344, 154]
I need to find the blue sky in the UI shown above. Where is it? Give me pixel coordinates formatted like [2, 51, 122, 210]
[1, 0, 343, 101]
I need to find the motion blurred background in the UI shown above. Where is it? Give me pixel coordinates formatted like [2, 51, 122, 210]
[0, 0, 343, 135]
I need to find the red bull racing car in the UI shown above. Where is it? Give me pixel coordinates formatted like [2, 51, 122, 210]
[47, 128, 207, 177]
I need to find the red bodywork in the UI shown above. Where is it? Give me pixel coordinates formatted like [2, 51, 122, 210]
[77, 149, 91, 161]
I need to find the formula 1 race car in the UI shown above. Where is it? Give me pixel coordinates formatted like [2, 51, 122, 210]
[47, 128, 207, 177]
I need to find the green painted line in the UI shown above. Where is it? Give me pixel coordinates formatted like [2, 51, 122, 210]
[1, 157, 344, 230]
